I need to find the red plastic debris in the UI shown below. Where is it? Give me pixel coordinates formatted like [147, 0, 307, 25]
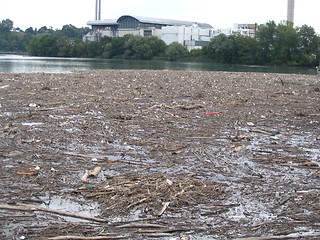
[205, 112, 221, 115]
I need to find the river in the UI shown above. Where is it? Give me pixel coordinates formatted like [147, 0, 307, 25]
[0, 54, 318, 74]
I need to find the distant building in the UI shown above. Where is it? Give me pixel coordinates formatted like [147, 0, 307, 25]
[83, 15, 214, 50]
[219, 23, 257, 38]
[83, 15, 257, 50]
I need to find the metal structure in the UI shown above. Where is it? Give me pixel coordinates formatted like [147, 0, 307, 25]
[287, 0, 295, 23]
[95, 0, 101, 21]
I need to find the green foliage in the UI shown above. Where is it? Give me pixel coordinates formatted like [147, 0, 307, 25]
[2, 18, 320, 67]
[124, 35, 166, 60]
[165, 42, 188, 61]
[296, 25, 320, 66]
[58, 24, 90, 39]
[256, 21, 277, 64]
[27, 35, 59, 56]
[206, 21, 320, 66]
[272, 24, 299, 65]
[0, 19, 90, 54]
[103, 35, 130, 58]
[235, 35, 258, 64]
[0, 19, 32, 52]
[207, 34, 239, 63]
[0, 19, 14, 32]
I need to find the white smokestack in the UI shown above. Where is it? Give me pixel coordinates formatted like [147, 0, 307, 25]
[287, 0, 295, 24]
[95, 0, 101, 21]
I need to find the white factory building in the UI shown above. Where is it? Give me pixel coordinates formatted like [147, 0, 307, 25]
[84, 15, 215, 50]
[83, 15, 256, 50]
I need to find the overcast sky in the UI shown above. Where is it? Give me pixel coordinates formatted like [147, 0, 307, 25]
[1, 0, 319, 33]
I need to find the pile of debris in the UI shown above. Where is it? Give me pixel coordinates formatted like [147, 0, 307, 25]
[78, 174, 226, 216]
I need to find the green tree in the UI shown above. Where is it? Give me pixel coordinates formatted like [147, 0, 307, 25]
[72, 41, 87, 57]
[56, 37, 77, 57]
[103, 35, 130, 58]
[59, 24, 90, 39]
[86, 41, 104, 58]
[235, 35, 258, 64]
[0, 19, 14, 32]
[124, 35, 166, 60]
[27, 35, 59, 56]
[256, 21, 277, 64]
[207, 34, 238, 63]
[272, 23, 299, 65]
[165, 42, 188, 61]
[296, 25, 320, 66]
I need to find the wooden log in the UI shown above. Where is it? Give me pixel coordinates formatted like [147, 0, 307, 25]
[233, 232, 320, 240]
[116, 223, 166, 228]
[47, 236, 126, 240]
[250, 129, 275, 135]
[155, 202, 170, 216]
[0, 203, 108, 223]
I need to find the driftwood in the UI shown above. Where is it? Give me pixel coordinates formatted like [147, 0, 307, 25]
[63, 151, 148, 166]
[116, 223, 166, 228]
[250, 129, 275, 135]
[233, 232, 320, 240]
[106, 159, 149, 166]
[0, 203, 108, 223]
[151, 103, 204, 110]
[47, 236, 126, 240]
[62, 151, 106, 160]
[155, 201, 170, 216]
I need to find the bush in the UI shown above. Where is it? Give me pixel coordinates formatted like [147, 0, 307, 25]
[165, 42, 188, 61]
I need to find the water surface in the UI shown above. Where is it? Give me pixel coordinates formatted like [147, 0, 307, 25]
[0, 55, 317, 75]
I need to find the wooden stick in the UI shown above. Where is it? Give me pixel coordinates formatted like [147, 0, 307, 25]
[62, 151, 148, 166]
[106, 159, 148, 166]
[0, 204, 108, 223]
[155, 202, 170, 216]
[233, 232, 320, 240]
[116, 223, 166, 228]
[250, 129, 275, 135]
[187, 136, 216, 139]
[126, 197, 149, 209]
[62, 151, 106, 160]
[47, 236, 126, 240]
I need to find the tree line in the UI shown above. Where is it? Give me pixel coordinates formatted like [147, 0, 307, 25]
[0, 19, 89, 53]
[27, 32, 189, 61]
[1, 19, 320, 66]
[205, 21, 320, 66]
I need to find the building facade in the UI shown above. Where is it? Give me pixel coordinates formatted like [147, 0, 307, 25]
[83, 15, 256, 50]
[83, 15, 214, 50]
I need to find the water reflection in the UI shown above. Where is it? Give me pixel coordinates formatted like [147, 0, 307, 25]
[0, 55, 317, 75]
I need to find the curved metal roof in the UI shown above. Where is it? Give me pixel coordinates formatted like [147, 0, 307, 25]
[118, 15, 213, 28]
[87, 15, 213, 28]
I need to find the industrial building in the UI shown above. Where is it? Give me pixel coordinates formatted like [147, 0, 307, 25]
[84, 0, 293, 50]
[83, 15, 215, 50]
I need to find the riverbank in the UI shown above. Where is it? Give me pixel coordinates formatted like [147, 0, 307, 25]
[0, 70, 319, 239]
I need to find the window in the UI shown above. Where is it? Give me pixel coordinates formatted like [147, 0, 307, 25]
[144, 30, 152, 36]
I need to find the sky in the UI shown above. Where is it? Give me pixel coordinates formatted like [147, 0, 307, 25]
[0, 0, 319, 33]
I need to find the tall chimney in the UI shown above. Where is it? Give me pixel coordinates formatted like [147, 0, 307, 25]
[287, 0, 295, 24]
[95, 0, 101, 21]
